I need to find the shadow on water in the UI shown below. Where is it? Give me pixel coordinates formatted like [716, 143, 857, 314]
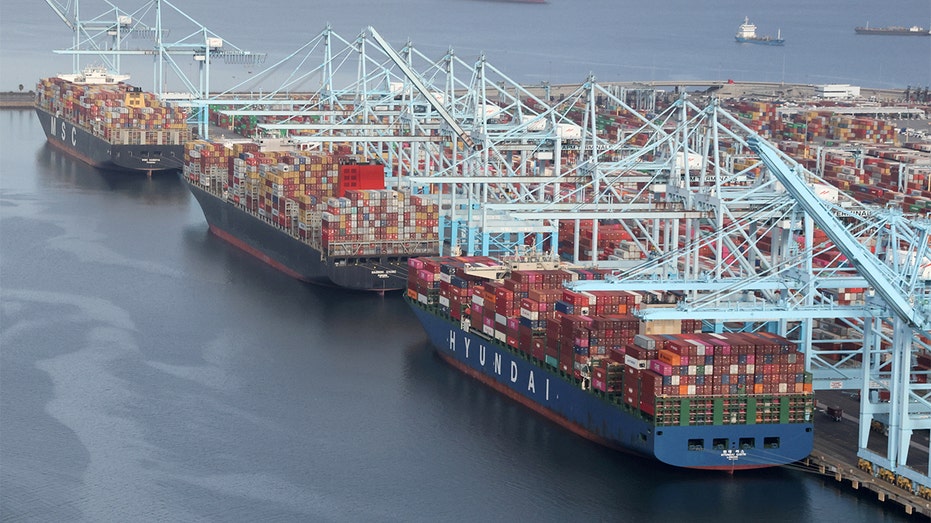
[399, 338, 822, 520]
[33, 142, 190, 205]
[178, 221, 418, 334]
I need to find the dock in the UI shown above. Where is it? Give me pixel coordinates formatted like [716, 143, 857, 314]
[0, 91, 34, 108]
[802, 391, 931, 519]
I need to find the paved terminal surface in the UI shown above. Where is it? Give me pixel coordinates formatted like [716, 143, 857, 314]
[807, 390, 931, 519]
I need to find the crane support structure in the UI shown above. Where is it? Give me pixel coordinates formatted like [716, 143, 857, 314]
[748, 137, 929, 331]
[366, 27, 476, 150]
[747, 137, 931, 489]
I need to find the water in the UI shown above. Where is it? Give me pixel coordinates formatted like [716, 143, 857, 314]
[0, 0, 928, 520]
[1, 0, 930, 91]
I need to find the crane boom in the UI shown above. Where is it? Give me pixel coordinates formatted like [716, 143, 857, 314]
[747, 136, 928, 330]
[366, 27, 477, 150]
[44, 0, 75, 30]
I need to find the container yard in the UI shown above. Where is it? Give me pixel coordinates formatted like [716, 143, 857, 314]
[33, 67, 190, 173]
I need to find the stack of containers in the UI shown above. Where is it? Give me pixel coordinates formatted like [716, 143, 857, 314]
[184, 139, 232, 189]
[320, 189, 439, 255]
[184, 138, 441, 253]
[558, 220, 639, 261]
[406, 257, 442, 304]
[408, 256, 815, 426]
[728, 101, 780, 139]
[36, 76, 190, 145]
[518, 286, 561, 359]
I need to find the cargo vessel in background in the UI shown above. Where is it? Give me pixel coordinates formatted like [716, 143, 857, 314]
[735, 17, 784, 46]
[854, 23, 930, 36]
[34, 67, 191, 173]
[406, 255, 815, 470]
[182, 138, 440, 292]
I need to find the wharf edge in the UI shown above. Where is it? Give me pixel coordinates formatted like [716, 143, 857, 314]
[798, 398, 931, 519]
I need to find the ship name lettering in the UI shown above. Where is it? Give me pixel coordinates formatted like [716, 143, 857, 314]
[50, 115, 57, 134]
[479, 345, 486, 366]
[463, 336, 470, 358]
[527, 370, 535, 393]
[546, 379, 549, 401]
[510, 361, 518, 383]
[71, 126, 76, 146]
[493, 352, 501, 376]
[448, 330, 456, 352]
[60, 121, 67, 141]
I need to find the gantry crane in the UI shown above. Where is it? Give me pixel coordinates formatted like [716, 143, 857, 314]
[45, 0, 265, 135]
[561, 98, 931, 492]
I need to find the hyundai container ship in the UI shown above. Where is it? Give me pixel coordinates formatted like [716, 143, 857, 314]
[182, 138, 440, 292]
[34, 67, 191, 173]
[406, 255, 815, 470]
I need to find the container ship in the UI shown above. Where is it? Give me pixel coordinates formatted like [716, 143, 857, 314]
[182, 138, 440, 291]
[854, 23, 930, 36]
[735, 17, 784, 46]
[406, 255, 815, 470]
[34, 67, 191, 173]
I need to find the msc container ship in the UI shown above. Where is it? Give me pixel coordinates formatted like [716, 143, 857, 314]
[34, 67, 191, 173]
[406, 255, 815, 470]
[182, 138, 440, 292]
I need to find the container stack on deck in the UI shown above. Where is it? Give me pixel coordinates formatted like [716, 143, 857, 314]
[321, 190, 440, 255]
[407, 255, 813, 424]
[36, 76, 190, 145]
[183, 139, 440, 252]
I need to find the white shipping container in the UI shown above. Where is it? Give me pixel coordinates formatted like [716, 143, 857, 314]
[556, 123, 583, 139]
[810, 183, 839, 203]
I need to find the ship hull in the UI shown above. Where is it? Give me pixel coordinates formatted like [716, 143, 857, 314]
[185, 179, 409, 292]
[734, 37, 785, 46]
[855, 29, 929, 35]
[34, 105, 183, 173]
[408, 299, 814, 470]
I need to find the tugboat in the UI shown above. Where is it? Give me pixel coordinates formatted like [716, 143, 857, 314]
[735, 17, 785, 46]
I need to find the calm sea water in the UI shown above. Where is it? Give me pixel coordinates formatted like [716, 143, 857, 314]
[0, 1, 928, 521]
[1, 0, 930, 91]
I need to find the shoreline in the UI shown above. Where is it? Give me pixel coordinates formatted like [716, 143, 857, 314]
[1, 81, 920, 109]
[0, 91, 34, 108]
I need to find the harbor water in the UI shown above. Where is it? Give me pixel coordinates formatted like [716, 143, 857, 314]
[1, 0, 930, 520]
[1, 0, 930, 91]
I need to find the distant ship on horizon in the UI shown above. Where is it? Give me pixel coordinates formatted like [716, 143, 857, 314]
[735, 17, 784, 46]
[854, 22, 930, 36]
